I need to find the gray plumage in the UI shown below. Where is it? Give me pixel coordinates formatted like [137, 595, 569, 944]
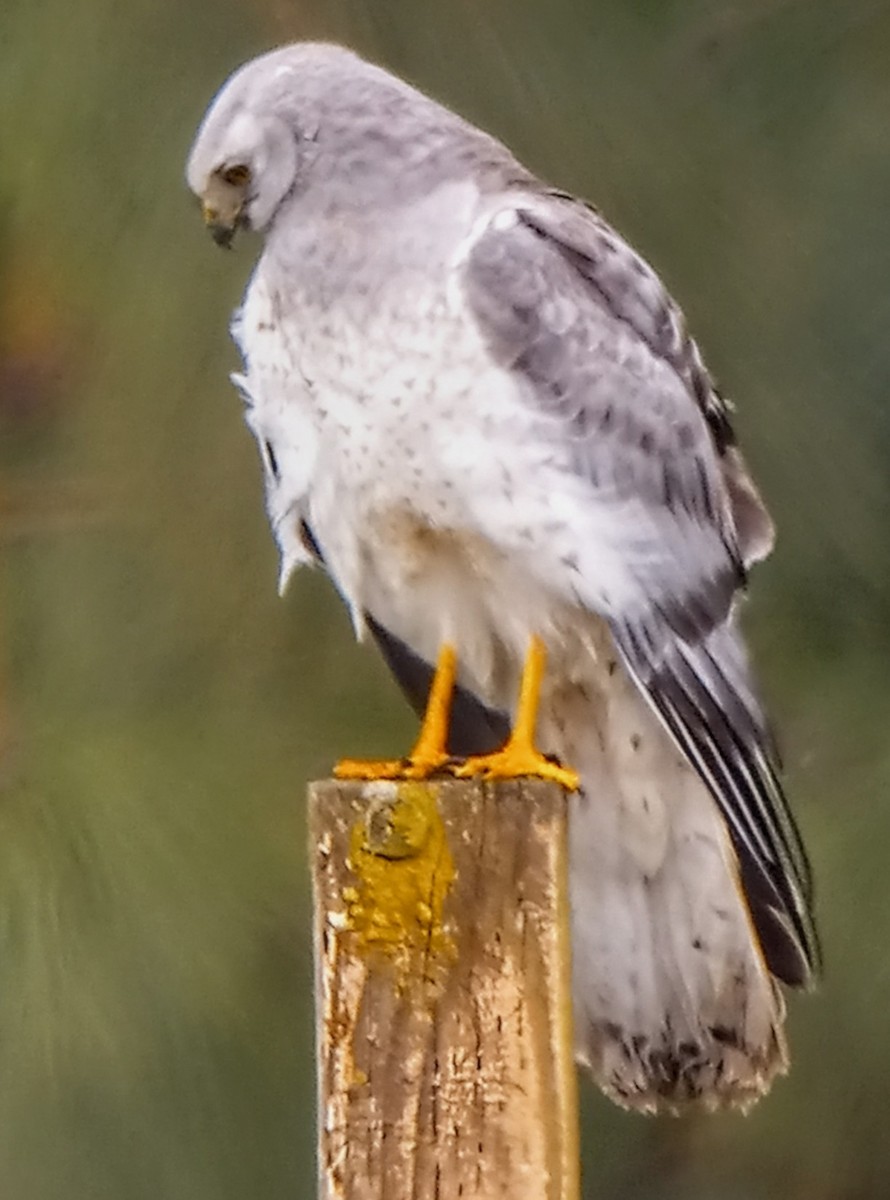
[187, 43, 818, 1113]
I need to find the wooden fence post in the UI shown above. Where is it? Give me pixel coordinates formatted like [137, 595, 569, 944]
[310, 776, 580, 1200]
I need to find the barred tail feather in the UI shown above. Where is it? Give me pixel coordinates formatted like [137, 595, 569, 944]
[548, 667, 790, 1114]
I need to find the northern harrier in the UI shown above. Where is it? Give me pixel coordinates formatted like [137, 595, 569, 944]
[187, 43, 818, 1113]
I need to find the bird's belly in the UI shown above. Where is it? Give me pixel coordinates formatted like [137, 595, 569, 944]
[357, 511, 544, 701]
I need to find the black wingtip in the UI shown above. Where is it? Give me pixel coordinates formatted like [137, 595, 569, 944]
[615, 620, 820, 990]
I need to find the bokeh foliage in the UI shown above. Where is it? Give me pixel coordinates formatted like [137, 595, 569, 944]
[4, 0, 890, 1196]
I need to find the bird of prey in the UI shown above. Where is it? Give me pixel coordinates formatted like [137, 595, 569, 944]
[187, 43, 818, 1114]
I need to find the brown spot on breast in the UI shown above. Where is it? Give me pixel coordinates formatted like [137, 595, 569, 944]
[371, 507, 501, 586]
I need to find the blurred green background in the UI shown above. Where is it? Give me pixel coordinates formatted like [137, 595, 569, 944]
[3, 0, 890, 1196]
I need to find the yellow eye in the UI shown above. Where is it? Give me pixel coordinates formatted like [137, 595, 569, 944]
[221, 163, 250, 187]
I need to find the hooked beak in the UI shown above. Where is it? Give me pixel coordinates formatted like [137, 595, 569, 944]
[202, 203, 238, 248]
[200, 172, 249, 249]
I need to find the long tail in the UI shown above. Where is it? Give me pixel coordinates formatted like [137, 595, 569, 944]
[543, 643, 793, 1113]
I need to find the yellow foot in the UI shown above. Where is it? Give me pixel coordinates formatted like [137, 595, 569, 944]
[334, 752, 451, 783]
[454, 633, 579, 792]
[333, 643, 457, 783]
[454, 745, 579, 791]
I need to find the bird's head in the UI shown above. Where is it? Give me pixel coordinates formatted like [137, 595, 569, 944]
[187, 43, 495, 249]
[187, 68, 305, 248]
[185, 46, 354, 248]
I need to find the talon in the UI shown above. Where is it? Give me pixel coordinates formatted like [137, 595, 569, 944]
[334, 757, 414, 782]
[455, 749, 579, 791]
[332, 637, 579, 791]
[453, 635, 579, 791]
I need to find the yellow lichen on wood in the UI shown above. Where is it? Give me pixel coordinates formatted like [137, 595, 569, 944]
[343, 781, 456, 977]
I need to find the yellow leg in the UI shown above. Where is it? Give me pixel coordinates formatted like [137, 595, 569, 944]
[455, 635, 579, 791]
[335, 643, 457, 781]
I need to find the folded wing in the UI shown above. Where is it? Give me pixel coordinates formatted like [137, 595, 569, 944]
[460, 189, 819, 987]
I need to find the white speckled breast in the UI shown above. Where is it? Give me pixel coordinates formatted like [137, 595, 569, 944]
[236, 179, 573, 676]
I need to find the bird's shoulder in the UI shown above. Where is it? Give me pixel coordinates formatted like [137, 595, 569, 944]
[460, 184, 774, 566]
[465, 188, 730, 439]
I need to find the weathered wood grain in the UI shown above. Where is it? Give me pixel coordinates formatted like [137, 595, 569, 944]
[310, 777, 579, 1200]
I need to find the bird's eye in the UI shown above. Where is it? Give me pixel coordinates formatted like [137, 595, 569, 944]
[221, 163, 251, 187]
